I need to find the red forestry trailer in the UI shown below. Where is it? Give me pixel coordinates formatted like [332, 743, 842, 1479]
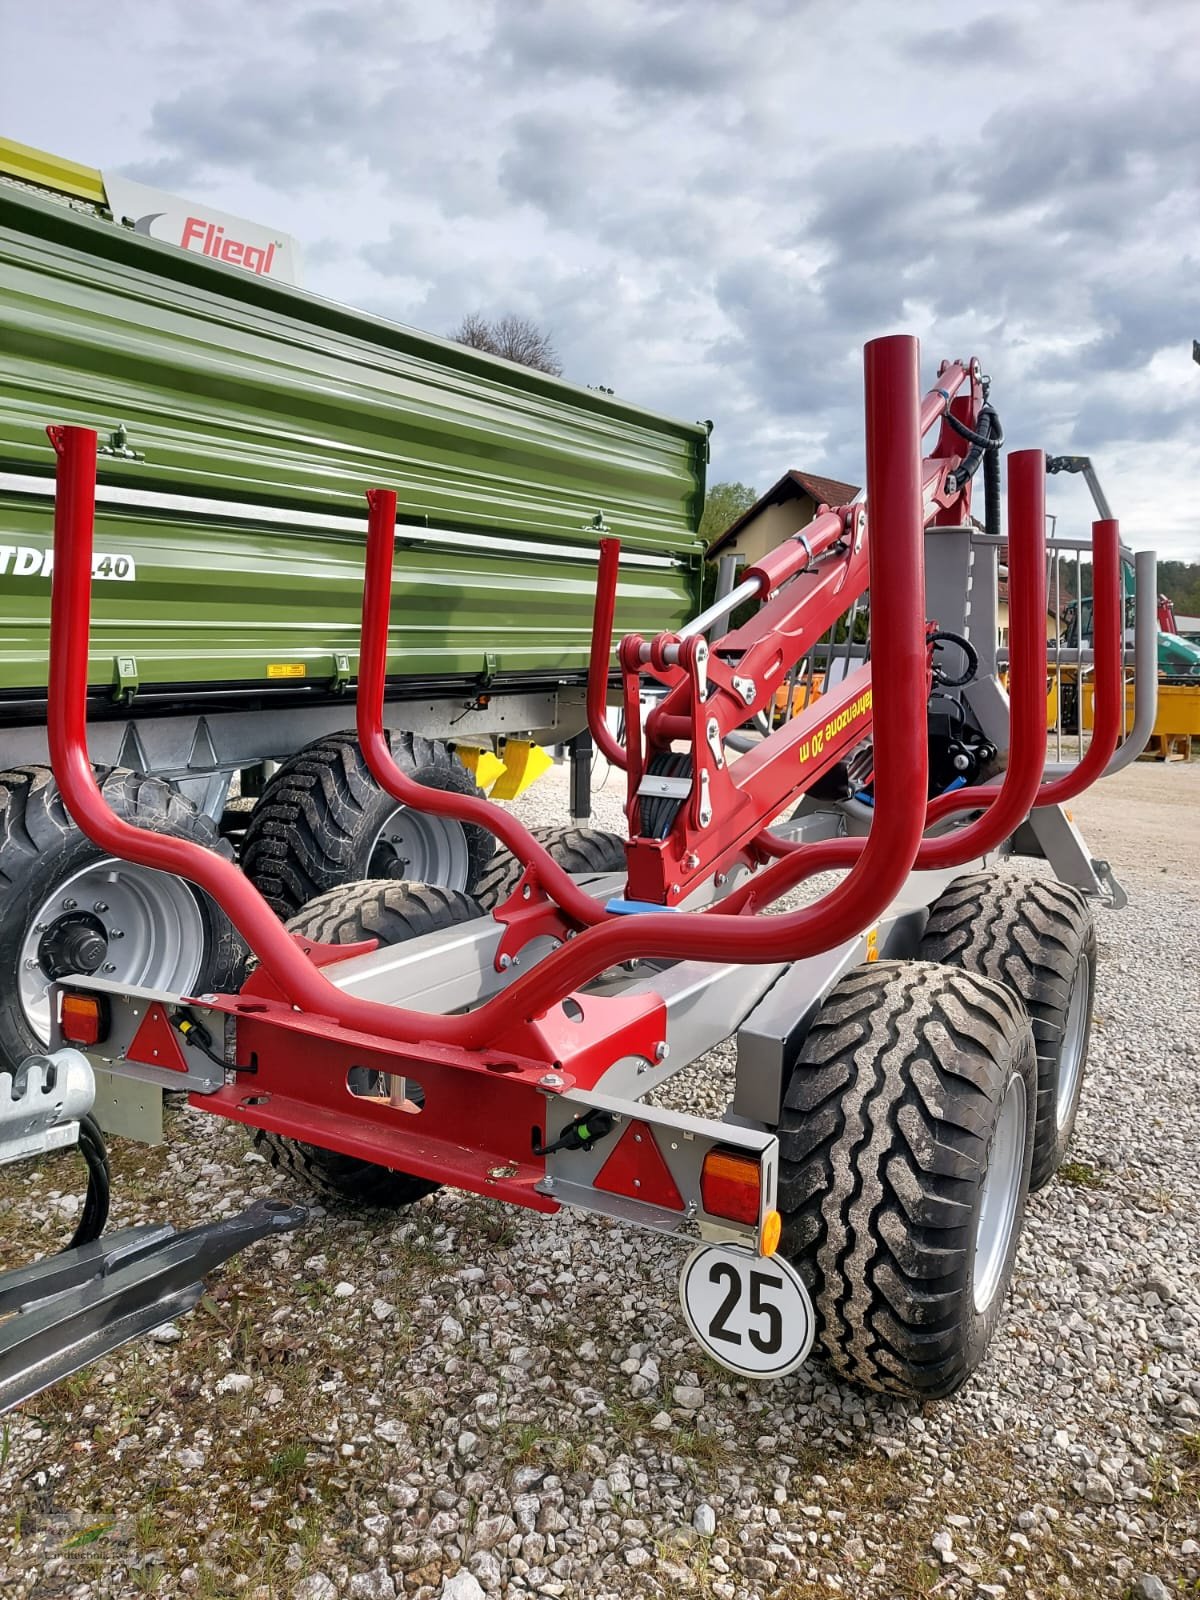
[0, 335, 1151, 1408]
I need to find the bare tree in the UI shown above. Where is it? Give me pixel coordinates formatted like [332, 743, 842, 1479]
[451, 312, 563, 376]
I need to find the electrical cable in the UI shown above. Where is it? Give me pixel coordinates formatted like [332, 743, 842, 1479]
[67, 1112, 110, 1248]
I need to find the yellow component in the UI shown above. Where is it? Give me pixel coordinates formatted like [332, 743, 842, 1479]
[0, 136, 107, 205]
[489, 739, 554, 801]
[759, 1209, 782, 1258]
[267, 662, 306, 679]
[456, 745, 507, 791]
[865, 927, 879, 963]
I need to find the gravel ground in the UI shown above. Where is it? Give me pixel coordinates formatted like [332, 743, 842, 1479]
[1, 757, 1197, 1600]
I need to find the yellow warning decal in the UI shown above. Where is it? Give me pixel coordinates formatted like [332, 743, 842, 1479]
[267, 663, 306, 679]
[865, 927, 879, 963]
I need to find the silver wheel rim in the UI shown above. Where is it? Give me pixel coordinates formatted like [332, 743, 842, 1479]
[973, 1072, 1027, 1314]
[367, 805, 470, 889]
[1056, 954, 1090, 1132]
[19, 859, 207, 1044]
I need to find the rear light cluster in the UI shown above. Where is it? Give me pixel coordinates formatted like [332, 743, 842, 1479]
[59, 991, 108, 1047]
[700, 1146, 781, 1256]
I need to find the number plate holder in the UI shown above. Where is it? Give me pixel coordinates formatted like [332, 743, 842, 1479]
[679, 1243, 815, 1380]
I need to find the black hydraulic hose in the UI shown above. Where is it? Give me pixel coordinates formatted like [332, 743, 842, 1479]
[67, 1114, 110, 1249]
[983, 431, 1002, 542]
[943, 402, 1005, 453]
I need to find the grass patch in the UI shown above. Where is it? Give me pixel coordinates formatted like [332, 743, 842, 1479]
[1058, 1159, 1105, 1188]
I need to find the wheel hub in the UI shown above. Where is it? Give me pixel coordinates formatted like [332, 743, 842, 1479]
[37, 912, 109, 979]
[18, 859, 208, 1045]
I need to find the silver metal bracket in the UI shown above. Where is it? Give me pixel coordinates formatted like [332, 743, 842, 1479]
[0, 1050, 94, 1167]
[0, 1198, 307, 1415]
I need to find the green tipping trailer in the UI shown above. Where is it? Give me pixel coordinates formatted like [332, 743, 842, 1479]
[0, 174, 706, 1075]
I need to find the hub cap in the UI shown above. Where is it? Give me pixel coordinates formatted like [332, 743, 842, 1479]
[19, 859, 207, 1044]
[972, 1072, 1027, 1314]
[1056, 954, 1090, 1132]
[367, 804, 470, 889]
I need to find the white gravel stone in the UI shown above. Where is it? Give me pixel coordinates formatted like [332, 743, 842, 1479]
[215, 1372, 253, 1394]
[293, 1578, 337, 1600]
[693, 1505, 717, 1537]
[439, 1572, 486, 1600]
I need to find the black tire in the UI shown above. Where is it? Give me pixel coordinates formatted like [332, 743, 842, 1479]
[777, 960, 1037, 1399]
[472, 826, 627, 910]
[0, 766, 244, 1066]
[917, 872, 1097, 1191]
[252, 880, 482, 1209]
[240, 730, 494, 919]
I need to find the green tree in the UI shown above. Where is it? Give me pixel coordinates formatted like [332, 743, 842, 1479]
[699, 480, 757, 544]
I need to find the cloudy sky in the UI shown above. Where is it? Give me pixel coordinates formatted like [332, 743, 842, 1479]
[4, 0, 1199, 557]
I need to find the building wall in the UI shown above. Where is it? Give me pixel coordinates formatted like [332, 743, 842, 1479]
[712, 495, 817, 567]
[997, 601, 1064, 645]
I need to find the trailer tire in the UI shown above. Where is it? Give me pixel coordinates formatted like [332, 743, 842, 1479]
[240, 731, 493, 918]
[0, 765, 244, 1066]
[472, 826, 627, 910]
[252, 880, 483, 1209]
[776, 960, 1036, 1398]
[916, 872, 1097, 1190]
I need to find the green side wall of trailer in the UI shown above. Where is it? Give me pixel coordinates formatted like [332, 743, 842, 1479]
[0, 184, 706, 713]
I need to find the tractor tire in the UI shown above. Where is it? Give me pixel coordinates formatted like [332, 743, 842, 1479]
[776, 960, 1037, 1399]
[252, 880, 483, 1209]
[0, 766, 244, 1066]
[917, 871, 1097, 1191]
[472, 825, 627, 910]
[240, 730, 494, 919]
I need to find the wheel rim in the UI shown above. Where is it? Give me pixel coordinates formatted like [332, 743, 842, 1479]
[19, 859, 207, 1044]
[367, 804, 470, 890]
[1056, 954, 1091, 1132]
[972, 1072, 1027, 1314]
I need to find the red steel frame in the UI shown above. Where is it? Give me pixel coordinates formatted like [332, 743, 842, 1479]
[42, 333, 1125, 1213]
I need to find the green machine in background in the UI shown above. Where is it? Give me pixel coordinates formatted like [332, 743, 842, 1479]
[0, 149, 707, 1077]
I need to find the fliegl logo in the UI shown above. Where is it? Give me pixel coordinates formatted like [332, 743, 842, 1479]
[179, 216, 279, 276]
[0, 545, 137, 581]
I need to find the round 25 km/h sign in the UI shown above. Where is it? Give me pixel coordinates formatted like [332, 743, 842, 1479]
[679, 1243, 816, 1380]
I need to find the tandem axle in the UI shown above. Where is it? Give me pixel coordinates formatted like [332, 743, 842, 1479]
[1, 334, 1150, 1407]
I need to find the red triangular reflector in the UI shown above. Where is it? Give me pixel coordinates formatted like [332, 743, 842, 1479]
[594, 1120, 684, 1211]
[127, 1003, 190, 1074]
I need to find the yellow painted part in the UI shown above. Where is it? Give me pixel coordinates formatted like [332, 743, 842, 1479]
[490, 739, 554, 800]
[456, 745, 507, 790]
[759, 1209, 782, 1258]
[1082, 680, 1200, 738]
[0, 136, 107, 204]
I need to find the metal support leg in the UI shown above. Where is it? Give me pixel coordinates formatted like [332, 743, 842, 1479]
[569, 730, 593, 821]
[0, 1198, 307, 1413]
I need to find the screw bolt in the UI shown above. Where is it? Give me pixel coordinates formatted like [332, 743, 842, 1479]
[110, 929, 125, 939]
[498, 953, 512, 970]
[33, 923, 48, 934]
[684, 852, 700, 870]
[522, 884, 532, 900]
[103, 963, 116, 973]
[655, 1041, 670, 1062]
[62, 898, 77, 910]
[24, 958, 39, 970]
[93, 901, 109, 913]
[539, 1072, 563, 1088]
